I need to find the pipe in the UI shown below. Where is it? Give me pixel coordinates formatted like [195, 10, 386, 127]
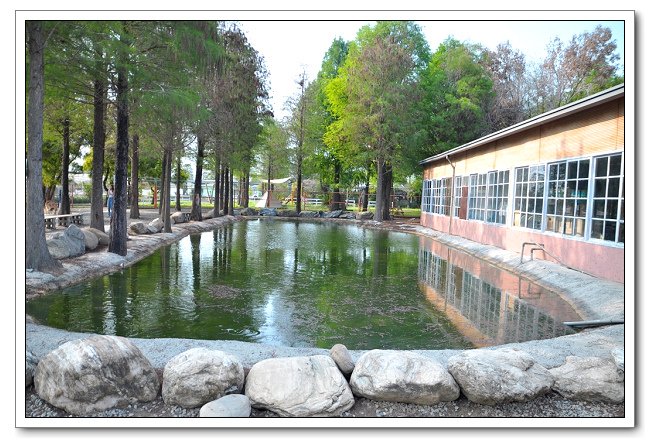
[563, 319, 624, 329]
[445, 155, 455, 235]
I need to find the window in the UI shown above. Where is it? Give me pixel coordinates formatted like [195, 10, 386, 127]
[453, 176, 469, 217]
[432, 178, 452, 216]
[513, 165, 545, 230]
[486, 170, 509, 224]
[469, 170, 509, 224]
[591, 153, 624, 243]
[546, 158, 590, 237]
[468, 173, 487, 221]
[421, 179, 432, 213]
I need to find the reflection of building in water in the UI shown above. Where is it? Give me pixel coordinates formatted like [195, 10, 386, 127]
[418, 246, 577, 347]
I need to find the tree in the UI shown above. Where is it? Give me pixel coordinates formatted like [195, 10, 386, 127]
[531, 25, 621, 114]
[285, 70, 309, 213]
[327, 21, 430, 221]
[26, 21, 61, 272]
[420, 38, 494, 155]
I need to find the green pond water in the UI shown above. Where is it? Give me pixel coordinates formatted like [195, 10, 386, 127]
[26, 219, 576, 350]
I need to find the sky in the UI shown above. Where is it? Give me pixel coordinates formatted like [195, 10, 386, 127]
[237, 19, 626, 120]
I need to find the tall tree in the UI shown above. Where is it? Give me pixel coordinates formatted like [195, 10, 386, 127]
[531, 25, 621, 114]
[26, 21, 60, 272]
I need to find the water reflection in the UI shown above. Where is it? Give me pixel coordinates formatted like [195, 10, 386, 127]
[27, 219, 578, 349]
[417, 238, 578, 347]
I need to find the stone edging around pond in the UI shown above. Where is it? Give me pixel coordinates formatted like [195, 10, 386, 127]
[24, 213, 626, 417]
[26, 334, 625, 417]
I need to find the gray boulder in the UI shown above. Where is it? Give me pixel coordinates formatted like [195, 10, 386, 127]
[129, 222, 148, 235]
[80, 228, 99, 250]
[611, 348, 624, 373]
[299, 211, 319, 218]
[245, 355, 354, 417]
[278, 209, 299, 217]
[149, 218, 164, 233]
[356, 211, 373, 220]
[162, 348, 245, 408]
[240, 208, 258, 216]
[447, 348, 553, 405]
[350, 350, 459, 405]
[259, 208, 278, 216]
[329, 344, 355, 376]
[146, 224, 159, 234]
[171, 211, 186, 223]
[200, 394, 251, 418]
[26, 351, 38, 387]
[63, 224, 86, 256]
[46, 237, 71, 259]
[34, 335, 160, 415]
[549, 356, 624, 403]
[339, 212, 357, 219]
[86, 228, 110, 245]
[323, 209, 343, 219]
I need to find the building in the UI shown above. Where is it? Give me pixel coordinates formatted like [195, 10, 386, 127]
[419, 84, 625, 283]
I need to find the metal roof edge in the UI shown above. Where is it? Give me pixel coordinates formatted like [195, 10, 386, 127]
[419, 84, 625, 166]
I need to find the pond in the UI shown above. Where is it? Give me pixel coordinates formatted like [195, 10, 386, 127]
[26, 219, 579, 350]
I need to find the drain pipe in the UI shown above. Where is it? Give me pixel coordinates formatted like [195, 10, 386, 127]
[446, 155, 455, 235]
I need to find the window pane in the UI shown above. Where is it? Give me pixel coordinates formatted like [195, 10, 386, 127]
[604, 221, 616, 241]
[608, 178, 620, 197]
[547, 199, 555, 215]
[568, 161, 578, 179]
[577, 200, 587, 217]
[595, 157, 608, 177]
[610, 155, 622, 176]
[558, 163, 567, 180]
[606, 200, 618, 219]
[579, 160, 590, 178]
[575, 218, 586, 236]
[577, 180, 588, 198]
[591, 220, 604, 239]
[549, 164, 558, 180]
[618, 223, 624, 243]
[593, 200, 605, 218]
[595, 179, 607, 197]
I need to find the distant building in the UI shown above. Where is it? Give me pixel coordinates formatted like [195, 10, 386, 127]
[419, 84, 625, 283]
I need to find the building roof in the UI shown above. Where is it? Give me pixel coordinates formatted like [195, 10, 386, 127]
[419, 84, 624, 166]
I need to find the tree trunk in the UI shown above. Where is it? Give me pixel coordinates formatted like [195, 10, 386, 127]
[159, 149, 168, 217]
[242, 170, 250, 207]
[222, 166, 230, 215]
[26, 21, 60, 271]
[57, 117, 71, 215]
[379, 160, 392, 221]
[129, 133, 140, 219]
[296, 155, 302, 213]
[219, 161, 226, 212]
[375, 157, 389, 222]
[266, 156, 272, 208]
[191, 134, 204, 221]
[108, 53, 129, 256]
[362, 165, 371, 211]
[213, 155, 220, 217]
[161, 143, 173, 233]
[330, 159, 342, 211]
[90, 70, 106, 231]
[175, 152, 181, 211]
[228, 169, 234, 216]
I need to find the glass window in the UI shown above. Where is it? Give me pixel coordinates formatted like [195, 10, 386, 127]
[453, 176, 469, 217]
[513, 165, 544, 230]
[546, 158, 589, 237]
[469, 170, 509, 224]
[591, 154, 624, 243]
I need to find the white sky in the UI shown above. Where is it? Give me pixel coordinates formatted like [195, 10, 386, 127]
[237, 19, 625, 120]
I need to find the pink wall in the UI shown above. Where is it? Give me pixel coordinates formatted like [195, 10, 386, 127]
[420, 213, 624, 283]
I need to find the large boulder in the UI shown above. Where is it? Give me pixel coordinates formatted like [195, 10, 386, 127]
[86, 228, 110, 245]
[278, 209, 299, 217]
[129, 222, 148, 235]
[46, 237, 71, 259]
[447, 348, 553, 405]
[329, 344, 355, 377]
[323, 209, 343, 219]
[200, 394, 251, 418]
[259, 208, 278, 216]
[239, 208, 258, 216]
[245, 355, 354, 417]
[356, 211, 373, 220]
[299, 211, 319, 218]
[34, 335, 160, 415]
[162, 348, 245, 409]
[80, 228, 99, 250]
[26, 351, 38, 387]
[549, 356, 624, 403]
[148, 218, 164, 233]
[62, 224, 86, 257]
[350, 350, 459, 405]
[171, 211, 186, 224]
[339, 212, 356, 219]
